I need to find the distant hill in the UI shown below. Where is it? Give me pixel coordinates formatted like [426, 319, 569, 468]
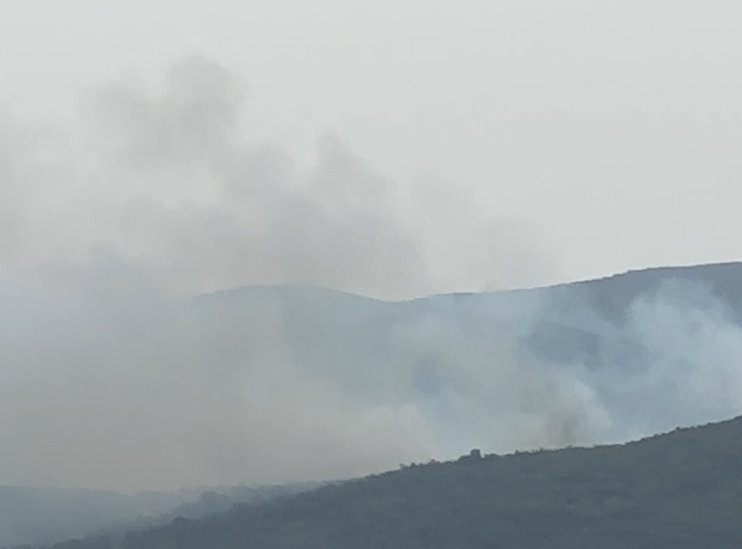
[163, 482, 322, 521]
[182, 261, 742, 447]
[4, 262, 742, 548]
[541, 261, 742, 322]
[0, 487, 185, 549]
[34, 414, 742, 549]
[88, 482, 323, 545]
[0, 483, 320, 549]
[191, 261, 742, 363]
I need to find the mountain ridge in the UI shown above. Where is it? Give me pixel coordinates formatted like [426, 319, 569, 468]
[193, 261, 742, 303]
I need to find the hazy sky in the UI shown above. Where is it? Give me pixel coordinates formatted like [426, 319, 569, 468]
[2, 0, 742, 288]
[2, 0, 742, 493]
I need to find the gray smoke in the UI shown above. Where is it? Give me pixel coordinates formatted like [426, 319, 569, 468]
[0, 54, 739, 492]
[0, 53, 556, 300]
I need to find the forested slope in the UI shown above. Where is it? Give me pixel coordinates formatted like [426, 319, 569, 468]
[38, 415, 742, 549]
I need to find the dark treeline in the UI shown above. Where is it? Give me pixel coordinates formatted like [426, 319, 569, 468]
[19, 414, 742, 549]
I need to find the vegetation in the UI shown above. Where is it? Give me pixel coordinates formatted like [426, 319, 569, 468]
[0, 483, 318, 549]
[0, 488, 184, 549]
[24, 415, 742, 549]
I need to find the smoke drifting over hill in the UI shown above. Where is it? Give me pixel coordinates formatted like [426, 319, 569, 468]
[1, 56, 741, 492]
[0, 54, 557, 300]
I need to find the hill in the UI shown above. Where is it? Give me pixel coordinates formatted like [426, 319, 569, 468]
[181, 261, 742, 449]
[0, 488, 185, 549]
[34, 414, 742, 549]
[0, 483, 320, 549]
[85, 482, 323, 546]
[4, 262, 742, 547]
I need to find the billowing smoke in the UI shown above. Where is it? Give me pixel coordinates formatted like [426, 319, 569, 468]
[0, 54, 740, 492]
[1, 54, 557, 300]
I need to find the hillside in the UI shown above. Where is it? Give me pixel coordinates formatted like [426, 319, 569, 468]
[181, 262, 742, 448]
[84, 482, 323, 546]
[36, 414, 742, 549]
[0, 488, 186, 549]
[191, 261, 742, 364]
[0, 483, 322, 549]
[4, 262, 742, 547]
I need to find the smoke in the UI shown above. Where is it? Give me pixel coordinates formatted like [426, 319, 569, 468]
[607, 279, 742, 434]
[1, 53, 556, 300]
[1, 54, 740, 492]
[0, 53, 558, 490]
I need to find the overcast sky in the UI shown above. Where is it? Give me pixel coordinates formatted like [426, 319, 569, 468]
[2, 0, 742, 290]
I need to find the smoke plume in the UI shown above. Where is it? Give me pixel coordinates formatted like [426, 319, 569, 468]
[1, 54, 739, 492]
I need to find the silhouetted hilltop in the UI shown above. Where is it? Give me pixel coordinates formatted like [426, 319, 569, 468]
[37, 414, 742, 549]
